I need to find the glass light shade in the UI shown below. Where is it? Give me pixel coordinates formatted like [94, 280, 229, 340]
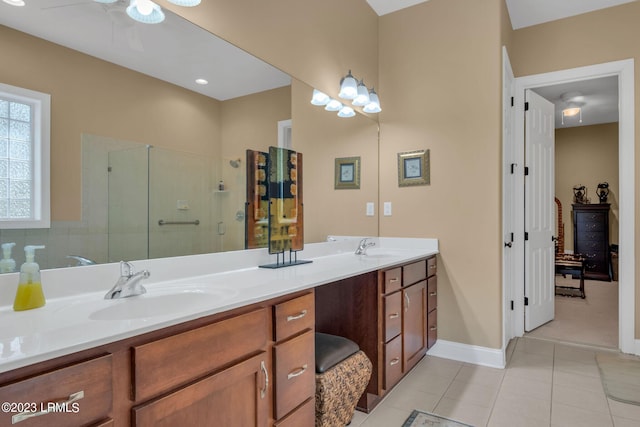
[310, 89, 330, 106]
[127, 0, 165, 24]
[338, 71, 357, 100]
[352, 81, 370, 107]
[324, 99, 343, 112]
[362, 89, 381, 113]
[562, 107, 581, 117]
[337, 106, 356, 118]
[94, 0, 118, 3]
[195, 78, 208, 85]
[168, 0, 201, 6]
[3, 0, 26, 6]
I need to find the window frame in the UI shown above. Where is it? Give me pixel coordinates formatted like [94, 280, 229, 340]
[0, 82, 50, 229]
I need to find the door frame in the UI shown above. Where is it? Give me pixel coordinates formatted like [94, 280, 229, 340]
[504, 58, 635, 354]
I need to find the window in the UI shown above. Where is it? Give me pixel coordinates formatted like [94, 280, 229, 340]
[0, 83, 50, 229]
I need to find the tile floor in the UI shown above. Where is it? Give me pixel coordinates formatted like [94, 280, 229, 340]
[349, 337, 640, 427]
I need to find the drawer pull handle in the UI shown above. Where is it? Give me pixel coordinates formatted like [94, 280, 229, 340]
[430, 326, 438, 331]
[287, 364, 308, 380]
[389, 358, 400, 366]
[429, 292, 437, 297]
[286, 310, 307, 321]
[429, 265, 436, 269]
[389, 278, 399, 283]
[389, 313, 399, 319]
[12, 390, 84, 424]
[404, 293, 410, 312]
[260, 361, 269, 399]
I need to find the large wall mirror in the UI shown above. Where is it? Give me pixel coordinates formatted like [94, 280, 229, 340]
[0, 0, 379, 272]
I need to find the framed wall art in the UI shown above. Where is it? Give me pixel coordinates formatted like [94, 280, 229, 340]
[334, 156, 361, 189]
[398, 149, 430, 187]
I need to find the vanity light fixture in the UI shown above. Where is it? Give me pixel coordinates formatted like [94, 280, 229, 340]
[363, 88, 382, 113]
[337, 106, 356, 118]
[338, 70, 358, 100]
[324, 98, 343, 112]
[310, 89, 330, 106]
[2, 0, 26, 6]
[126, 0, 165, 24]
[351, 80, 370, 107]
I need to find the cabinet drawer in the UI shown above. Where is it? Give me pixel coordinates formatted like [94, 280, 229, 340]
[0, 354, 112, 427]
[274, 292, 315, 342]
[403, 260, 426, 286]
[576, 218, 606, 232]
[384, 292, 402, 342]
[133, 352, 268, 427]
[428, 309, 438, 349]
[274, 330, 315, 419]
[133, 308, 268, 402]
[384, 334, 403, 390]
[274, 398, 314, 427]
[383, 267, 402, 293]
[427, 276, 437, 313]
[427, 256, 437, 277]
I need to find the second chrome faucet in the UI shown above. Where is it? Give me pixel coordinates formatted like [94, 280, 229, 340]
[104, 261, 150, 300]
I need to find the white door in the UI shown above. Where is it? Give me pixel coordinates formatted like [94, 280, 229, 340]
[524, 89, 555, 332]
[502, 48, 518, 344]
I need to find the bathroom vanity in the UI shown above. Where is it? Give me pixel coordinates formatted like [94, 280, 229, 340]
[0, 238, 437, 426]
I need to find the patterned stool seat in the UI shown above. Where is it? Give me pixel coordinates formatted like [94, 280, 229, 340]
[315, 333, 372, 427]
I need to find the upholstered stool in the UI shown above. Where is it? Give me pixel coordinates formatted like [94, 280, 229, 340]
[315, 332, 372, 427]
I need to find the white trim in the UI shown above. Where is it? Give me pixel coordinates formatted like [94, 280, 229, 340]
[512, 59, 635, 355]
[0, 82, 50, 229]
[277, 119, 292, 149]
[427, 339, 505, 369]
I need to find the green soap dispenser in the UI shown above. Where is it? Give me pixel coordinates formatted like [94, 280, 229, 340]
[13, 245, 46, 311]
[0, 242, 16, 273]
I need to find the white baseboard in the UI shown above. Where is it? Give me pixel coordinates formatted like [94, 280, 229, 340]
[427, 339, 506, 369]
[634, 339, 640, 356]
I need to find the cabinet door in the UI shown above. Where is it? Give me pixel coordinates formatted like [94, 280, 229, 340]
[133, 353, 269, 427]
[402, 280, 427, 371]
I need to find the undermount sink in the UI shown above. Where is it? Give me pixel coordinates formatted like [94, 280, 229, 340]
[89, 286, 237, 321]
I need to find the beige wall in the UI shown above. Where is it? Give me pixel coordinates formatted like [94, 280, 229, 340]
[509, 0, 640, 339]
[378, 0, 505, 349]
[555, 123, 619, 253]
[0, 25, 222, 222]
[219, 86, 292, 250]
[292, 80, 379, 242]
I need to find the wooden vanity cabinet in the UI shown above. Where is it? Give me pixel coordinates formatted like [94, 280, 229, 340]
[131, 308, 271, 427]
[272, 293, 315, 424]
[0, 354, 113, 427]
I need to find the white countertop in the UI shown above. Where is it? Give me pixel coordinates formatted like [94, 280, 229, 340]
[0, 237, 438, 373]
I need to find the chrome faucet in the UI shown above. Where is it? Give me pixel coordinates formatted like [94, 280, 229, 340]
[66, 255, 96, 266]
[104, 261, 150, 299]
[355, 238, 376, 255]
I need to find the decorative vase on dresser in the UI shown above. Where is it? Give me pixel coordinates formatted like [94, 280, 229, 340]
[572, 203, 611, 281]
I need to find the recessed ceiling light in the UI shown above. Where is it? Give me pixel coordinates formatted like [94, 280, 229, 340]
[3, 0, 26, 6]
[195, 78, 208, 85]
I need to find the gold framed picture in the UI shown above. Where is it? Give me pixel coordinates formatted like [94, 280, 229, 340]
[398, 149, 430, 187]
[334, 156, 361, 189]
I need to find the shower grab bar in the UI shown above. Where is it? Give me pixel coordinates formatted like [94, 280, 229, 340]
[158, 219, 200, 226]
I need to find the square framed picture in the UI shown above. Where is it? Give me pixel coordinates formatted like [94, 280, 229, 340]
[398, 149, 430, 187]
[334, 156, 361, 189]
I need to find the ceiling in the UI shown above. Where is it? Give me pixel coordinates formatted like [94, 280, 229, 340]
[0, 0, 628, 124]
[0, 0, 291, 101]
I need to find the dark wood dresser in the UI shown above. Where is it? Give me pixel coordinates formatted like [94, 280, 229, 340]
[573, 203, 611, 281]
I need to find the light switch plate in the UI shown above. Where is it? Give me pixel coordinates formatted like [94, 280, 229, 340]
[366, 202, 375, 216]
[383, 202, 392, 216]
